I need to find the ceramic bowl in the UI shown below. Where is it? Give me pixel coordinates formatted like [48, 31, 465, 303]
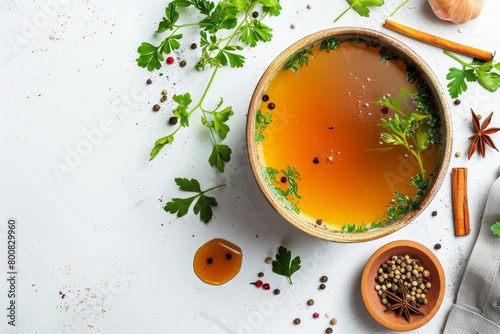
[246, 27, 452, 242]
[361, 240, 445, 331]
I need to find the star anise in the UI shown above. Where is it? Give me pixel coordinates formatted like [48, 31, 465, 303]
[468, 109, 500, 159]
[384, 280, 425, 322]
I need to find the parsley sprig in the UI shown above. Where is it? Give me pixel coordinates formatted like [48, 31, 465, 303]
[272, 246, 301, 284]
[334, 0, 385, 23]
[164, 178, 225, 223]
[374, 90, 432, 180]
[138, 0, 282, 173]
[444, 50, 500, 99]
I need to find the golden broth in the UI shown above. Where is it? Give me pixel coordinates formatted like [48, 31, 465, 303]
[256, 41, 440, 230]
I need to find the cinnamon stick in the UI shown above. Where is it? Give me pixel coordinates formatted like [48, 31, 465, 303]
[452, 168, 470, 237]
[384, 19, 493, 61]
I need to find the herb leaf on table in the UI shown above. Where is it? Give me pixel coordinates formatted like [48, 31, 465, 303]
[334, 0, 385, 23]
[491, 222, 500, 237]
[164, 178, 225, 223]
[272, 246, 301, 284]
[444, 51, 500, 98]
[137, 0, 282, 171]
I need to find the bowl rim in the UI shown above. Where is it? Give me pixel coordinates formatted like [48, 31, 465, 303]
[360, 239, 446, 331]
[246, 27, 452, 242]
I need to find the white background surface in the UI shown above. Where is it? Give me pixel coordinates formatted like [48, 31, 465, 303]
[1, 0, 500, 333]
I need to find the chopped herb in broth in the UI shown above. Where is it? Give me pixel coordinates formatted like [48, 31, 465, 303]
[256, 38, 441, 232]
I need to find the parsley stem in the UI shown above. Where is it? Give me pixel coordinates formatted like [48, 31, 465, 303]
[402, 137, 426, 180]
[443, 50, 469, 67]
[410, 150, 425, 181]
[334, 5, 354, 23]
[390, 0, 409, 16]
[201, 183, 226, 194]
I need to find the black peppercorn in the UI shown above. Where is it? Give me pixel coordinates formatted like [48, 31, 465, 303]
[454, 99, 461, 105]
[258, 272, 264, 277]
[280, 176, 287, 183]
[320, 275, 328, 283]
[431, 210, 438, 216]
[267, 102, 275, 110]
[381, 107, 389, 114]
[252, 11, 259, 18]
[190, 43, 197, 49]
[313, 157, 320, 164]
[319, 283, 326, 290]
[180, 60, 187, 67]
[273, 289, 280, 295]
[434, 243, 442, 250]
[293, 318, 301, 325]
[153, 104, 160, 112]
[262, 94, 269, 102]
[146, 79, 152, 85]
[169, 117, 178, 125]
[207, 257, 213, 264]
[225, 253, 232, 260]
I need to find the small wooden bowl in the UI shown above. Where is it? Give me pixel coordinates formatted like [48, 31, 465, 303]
[361, 240, 445, 331]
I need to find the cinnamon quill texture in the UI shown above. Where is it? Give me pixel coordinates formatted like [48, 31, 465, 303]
[384, 20, 493, 61]
[452, 168, 470, 236]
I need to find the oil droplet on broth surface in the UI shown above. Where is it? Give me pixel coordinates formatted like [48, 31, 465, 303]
[193, 238, 242, 285]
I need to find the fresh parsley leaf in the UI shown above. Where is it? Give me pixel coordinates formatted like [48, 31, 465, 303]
[476, 70, 500, 92]
[212, 106, 234, 139]
[164, 178, 225, 223]
[444, 51, 500, 98]
[150, 135, 174, 160]
[272, 246, 301, 284]
[334, 0, 385, 22]
[161, 34, 183, 55]
[172, 93, 192, 127]
[156, 3, 180, 33]
[136, 42, 163, 71]
[209, 144, 232, 172]
[239, 20, 273, 47]
[446, 67, 476, 99]
[260, 0, 282, 16]
[216, 45, 245, 68]
[199, 3, 238, 33]
[491, 222, 500, 237]
[191, 0, 215, 15]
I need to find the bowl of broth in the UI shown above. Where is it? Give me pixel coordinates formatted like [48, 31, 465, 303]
[246, 28, 452, 242]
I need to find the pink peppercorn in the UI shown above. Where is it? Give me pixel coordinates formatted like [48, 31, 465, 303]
[262, 283, 270, 290]
[166, 56, 175, 64]
[313, 312, 320, 319]
[250, 280, 263, 288]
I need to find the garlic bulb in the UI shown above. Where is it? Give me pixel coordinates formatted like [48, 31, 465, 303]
[428, 0, 485, 24]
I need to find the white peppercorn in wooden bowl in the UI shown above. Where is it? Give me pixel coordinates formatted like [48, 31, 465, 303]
[360, 240, 445, 331]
